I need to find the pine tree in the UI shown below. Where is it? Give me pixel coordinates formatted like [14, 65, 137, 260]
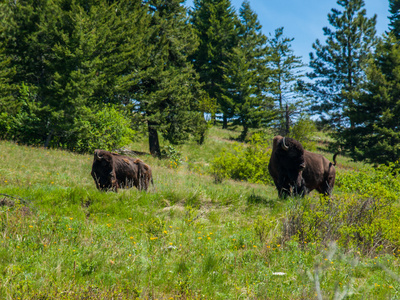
[389, 0, 400, 39]
[190, 0, 238, 128]
[221, 1, 274, 140]
[308, 0, 377, 132]
[137, 0, 205, 156]
[0, 47, 16, 116]
[342, 35, 400, 164]
[268, 27, 306, 136]
[0, 2, 17, 119]
[0, 0, 150, 149]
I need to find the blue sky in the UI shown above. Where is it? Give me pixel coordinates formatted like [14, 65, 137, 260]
[185, 0, 390, 65]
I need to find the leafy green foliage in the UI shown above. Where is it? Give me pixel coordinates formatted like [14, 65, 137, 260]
[288, 117, 317, 151]
[283, 164, 400, 255]
[161, 145, 183, 168]
[337, 162, 400, 201]
[268, 27, 307, 135]
[0, 86, 135, 152]
[389, 0, 400, 39]
[0, 0, 149, 151]
[210, 133, 272, 184]
[0, 83, 49, 144]
[135, 0, 205, 155]
[0, 0, 208, 155]
[71, 105, 136, 153]
[220, 1, 274, 140]
[282, 195, 400, 256]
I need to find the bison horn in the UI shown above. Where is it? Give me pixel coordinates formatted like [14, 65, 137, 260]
[281, 137, 289, 151]
[94, 150, 102, 160]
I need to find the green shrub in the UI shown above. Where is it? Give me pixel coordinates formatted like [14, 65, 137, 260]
[70, 105, 136, 153]
[281, 195, 400, 255]
[161, 145, 182, 168]
[0, 83, 50, 144]
[288, 117, 317, 151]
[210, 133, 272, 184]
[1, 86, 136, 153]
[337, 162, 400, 200]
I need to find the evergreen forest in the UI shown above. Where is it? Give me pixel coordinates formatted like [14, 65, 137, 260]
[0, 0, 398, 164]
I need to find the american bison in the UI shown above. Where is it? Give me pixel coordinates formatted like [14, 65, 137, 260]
[91, 149, 153, 192]
[268, 136, 338, 198]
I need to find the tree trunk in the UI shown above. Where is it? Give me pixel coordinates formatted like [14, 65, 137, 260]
[222, 114, 228, 129]
[285, 103, 290, 136]
[240, 125, 248, 142]
[44, 128, 54, 148]
[148, 121, 160, 157]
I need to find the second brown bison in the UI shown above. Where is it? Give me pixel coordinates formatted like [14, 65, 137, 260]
[91, 149, 153, 192]
[268, 136, 338, 198]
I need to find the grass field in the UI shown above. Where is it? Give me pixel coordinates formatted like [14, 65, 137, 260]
[1, 127, 400, 299]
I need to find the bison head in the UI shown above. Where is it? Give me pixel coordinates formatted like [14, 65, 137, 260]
[94, 149, 113, 163]
[92, 149, 116, 190]
[275, 136, 306, 194]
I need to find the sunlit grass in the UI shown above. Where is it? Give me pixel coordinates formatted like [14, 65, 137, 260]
[0, 127, 399, 299]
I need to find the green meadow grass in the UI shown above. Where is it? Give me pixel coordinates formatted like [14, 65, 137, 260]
[0, 128, 399, 299]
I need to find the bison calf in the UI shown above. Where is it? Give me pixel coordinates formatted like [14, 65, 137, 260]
[91, 149, 153, 192]
[268, 136, 338, 198]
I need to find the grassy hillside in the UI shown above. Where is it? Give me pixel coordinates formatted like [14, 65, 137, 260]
[0, 127, 399, 299]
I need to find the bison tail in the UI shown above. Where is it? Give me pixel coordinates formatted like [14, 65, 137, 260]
[332, 151, 340, 166]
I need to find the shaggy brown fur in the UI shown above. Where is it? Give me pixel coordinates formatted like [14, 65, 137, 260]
[268, 136, 338, 198]
[91, 149, 153, 192]
[268, 136, 306, 198]
[302, 149, 337, 196]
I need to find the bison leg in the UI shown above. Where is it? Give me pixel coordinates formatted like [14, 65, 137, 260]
[92, 172, 101, 190]
[277, 183, 292, 198]
[110, 177, 119, 192]
[293, 183, 307, 197]
[293, 176, 308, 197]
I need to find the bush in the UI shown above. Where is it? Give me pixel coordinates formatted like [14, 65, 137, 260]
[210, 133, 272, 184]
[288, 117, 317, 151]
[337, 162, 400, 201]
[161, 145, 183, 168]
[280, 165, 400, 255]
[281, 195, 400, 255]
[70, 105, 136, 153]
[0, 83, 136, 153]
[0, 83, 50, 144]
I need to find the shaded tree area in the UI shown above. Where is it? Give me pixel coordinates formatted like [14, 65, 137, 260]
[0, 0, 150, 152]
[133, 0, 206, 156]
[0, 0, 207, 155]
[389, 0, 400, 39]
[342, 35, 400, 164]
[339, 0, 400, 164]
[308, 0, 377, 133]
[189, 0, 238, 129]
[220, 1, 275, 141]
[307, 0, 400, 165]
[268, 27, 307, 136]
[1, 0, 396, 166]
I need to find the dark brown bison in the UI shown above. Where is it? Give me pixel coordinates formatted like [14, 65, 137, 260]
[268, 136, 338, 198]
[91, 149, 153, 192]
